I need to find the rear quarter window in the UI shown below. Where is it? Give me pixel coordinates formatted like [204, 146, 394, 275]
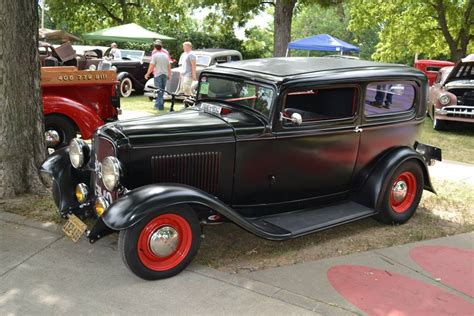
[364, 82, 416, 117]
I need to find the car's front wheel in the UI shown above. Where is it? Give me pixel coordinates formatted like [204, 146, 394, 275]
[118, 205, 201, 280]
[44, 114, 77, 149]
[119, 77, 133, 97]
[375, 161, 424, 224]
[432, 116, 446, 131]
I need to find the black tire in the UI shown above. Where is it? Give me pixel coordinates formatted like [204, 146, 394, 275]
[374, 161, 424, 224]
[432, 115, 446, 131]
[118, 205, 201, 280]
[119, 77, 133, 97]
[44, 114, 77, 149]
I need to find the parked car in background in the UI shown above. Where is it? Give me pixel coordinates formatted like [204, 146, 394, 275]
[41, 57, 441, 280]
[428, 54, 474, 130]
[101, 48, 152, 98]
[42, 66, 120, 149]
[414, 59, 454, 86]
[144, 48, 242, 100]
[40, 42, 151, 98]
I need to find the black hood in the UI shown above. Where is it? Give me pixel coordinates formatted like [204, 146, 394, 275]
[100, 108, 235, 147]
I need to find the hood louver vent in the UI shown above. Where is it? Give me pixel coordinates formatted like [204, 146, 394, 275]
[151, 152, 221, 194]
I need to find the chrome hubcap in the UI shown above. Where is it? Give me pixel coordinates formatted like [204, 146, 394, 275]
[392, 180, 408, 203]
[45, 130, 60, 147]
[149, 226, 179, 257]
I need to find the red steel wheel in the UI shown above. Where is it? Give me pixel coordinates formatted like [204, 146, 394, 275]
[375, 161, 424, 224]
[137, 214, 192, 271]
[119, 205, 201, 280]
[390, 171, 417, 213]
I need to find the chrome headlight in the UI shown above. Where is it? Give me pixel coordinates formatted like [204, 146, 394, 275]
[69, 139, 89, 168]
[438, 94, 451, 106]
[102, 156, 121, 191]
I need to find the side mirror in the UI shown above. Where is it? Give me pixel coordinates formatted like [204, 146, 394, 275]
[280, 112, 303, 126]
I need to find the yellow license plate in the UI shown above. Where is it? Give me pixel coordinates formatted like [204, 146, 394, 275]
[62, 214, 88, 242]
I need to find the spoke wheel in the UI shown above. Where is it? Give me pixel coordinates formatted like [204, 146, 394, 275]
[120, 77, 133, 97]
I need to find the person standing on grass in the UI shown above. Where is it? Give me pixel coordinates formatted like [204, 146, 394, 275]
[145, 40, 171, 111]
[178, 41, 197, 95]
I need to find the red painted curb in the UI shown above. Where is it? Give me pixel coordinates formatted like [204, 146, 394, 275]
[410, 245, 474, 297]
[328, 265, 474, 316]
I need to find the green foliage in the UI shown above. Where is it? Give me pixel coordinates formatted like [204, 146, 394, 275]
[290, 3, 378, 59]
[348, 0, 474, 62]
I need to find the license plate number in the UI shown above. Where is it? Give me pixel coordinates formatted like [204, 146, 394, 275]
[62, 214, 87, 242]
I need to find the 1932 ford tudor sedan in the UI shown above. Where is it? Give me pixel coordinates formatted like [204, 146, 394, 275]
[41, 57, 441, 280]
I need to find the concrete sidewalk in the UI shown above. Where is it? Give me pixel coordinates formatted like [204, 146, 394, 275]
[1, 211, 473, 315]
[428, 159, 474, 185]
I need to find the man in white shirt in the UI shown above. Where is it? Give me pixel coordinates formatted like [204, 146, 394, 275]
[109, 43, 121, 59]
[178, 41, 197, 95]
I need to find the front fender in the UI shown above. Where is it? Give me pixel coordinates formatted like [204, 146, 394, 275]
[353, 146, 435, 211]
[101, 184, 291, 240]
[40, 147, 91, 216]
[43, 95, 104, 139]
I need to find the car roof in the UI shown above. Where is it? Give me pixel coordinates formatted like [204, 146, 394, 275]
[194, 49, 241, 56]
[415, 59, 454, 66]
[215, 57, 410, 78]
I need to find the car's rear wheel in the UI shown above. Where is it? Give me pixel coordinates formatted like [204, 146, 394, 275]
[120, 77, 133, 97]
[375, 161, 424, 224]
[119, 205, 201, 280]
[44, 114, 77, 149]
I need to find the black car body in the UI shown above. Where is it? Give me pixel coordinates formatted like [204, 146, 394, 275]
[41, 57, 441, 280]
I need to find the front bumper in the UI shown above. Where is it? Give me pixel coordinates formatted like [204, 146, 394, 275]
[435, 105, 474, 123]
[40, 148, 113, 243]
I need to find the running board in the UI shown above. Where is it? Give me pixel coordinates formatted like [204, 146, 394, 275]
[247, 201, 375, 239]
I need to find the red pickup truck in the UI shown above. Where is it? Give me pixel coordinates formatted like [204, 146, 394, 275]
[41, 66, 120, 149]
[414, 59, 454, 86]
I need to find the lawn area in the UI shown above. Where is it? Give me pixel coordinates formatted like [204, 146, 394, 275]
[120, 95, 185, 115]
[419, 118, 474, 164]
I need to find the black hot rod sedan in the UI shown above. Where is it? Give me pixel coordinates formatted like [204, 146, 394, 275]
[41, 57, 441, 280]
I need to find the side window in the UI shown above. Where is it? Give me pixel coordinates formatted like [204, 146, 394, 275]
[364, 82, 415, 117]
[426, 66, 442, 72]
[230, 55, 241, 61]
[215, 56, 228, 64]
[283, 87, 357, 124]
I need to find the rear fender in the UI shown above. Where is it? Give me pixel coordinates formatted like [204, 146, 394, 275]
[101, 184, 291, 240]
[353, 147, 435, 211]
[43, 95, 104, 139]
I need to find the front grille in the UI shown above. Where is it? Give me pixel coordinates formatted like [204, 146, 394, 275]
[92, 134, 118, 201]
[443, 106, 474, 118]
[151, 152, 221, 195]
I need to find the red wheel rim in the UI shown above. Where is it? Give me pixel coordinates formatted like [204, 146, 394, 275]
[138, 213, 192, 271]
[390, 171, 417, 213]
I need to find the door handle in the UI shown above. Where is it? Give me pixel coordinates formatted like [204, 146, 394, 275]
[354, 126, 363, 133]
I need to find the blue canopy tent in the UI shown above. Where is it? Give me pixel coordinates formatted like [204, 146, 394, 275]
[287, 34, 360, 56]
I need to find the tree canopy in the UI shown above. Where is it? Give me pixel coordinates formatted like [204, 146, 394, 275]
[349, 0, 473, 62]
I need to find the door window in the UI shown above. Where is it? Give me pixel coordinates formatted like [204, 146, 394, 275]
[282, 86, 357, 124]
[364, 82, 415, 116]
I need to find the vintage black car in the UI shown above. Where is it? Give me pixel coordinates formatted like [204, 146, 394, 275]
[41, 57, 441, 280]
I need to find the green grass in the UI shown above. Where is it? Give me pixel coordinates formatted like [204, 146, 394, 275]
[419, 119, 474, 164]
[120, 95, 185, 115]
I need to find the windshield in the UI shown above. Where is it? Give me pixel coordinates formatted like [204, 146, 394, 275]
[195, 55, 212, 66]
[119, 50, 144, 61]
[197, 75, 274, 117]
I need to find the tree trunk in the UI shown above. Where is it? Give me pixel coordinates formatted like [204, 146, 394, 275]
[273, 0, 297, 57]
[434, 0, 473, 61]
[0, 0, 48, 198]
